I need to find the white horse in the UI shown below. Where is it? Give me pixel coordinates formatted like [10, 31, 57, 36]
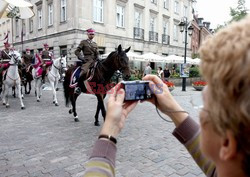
[32, 56, 67, 105]
[2, 50, 25, 109]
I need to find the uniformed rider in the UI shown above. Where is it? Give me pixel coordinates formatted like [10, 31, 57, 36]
[0, 42, 11, 87]
[74, 28, 100, 94]
[22, 48, 33, 67]
[41, 43, 53, 83]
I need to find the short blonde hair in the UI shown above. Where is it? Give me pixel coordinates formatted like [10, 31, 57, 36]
[199, 16, 250, 175]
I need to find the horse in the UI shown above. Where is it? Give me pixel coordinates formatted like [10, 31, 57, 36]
[63, 45, 131, 125]
[2, 50, 25, 109]
[21, 64, 33, 94]
[32, 56, 67, 104]
[47, 56, 67, 106]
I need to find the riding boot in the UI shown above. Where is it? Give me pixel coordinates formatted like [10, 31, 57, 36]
[74, 70, 86, 94]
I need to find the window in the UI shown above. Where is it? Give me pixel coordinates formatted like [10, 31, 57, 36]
[93, 0, 104, 23]
[173, 24, 178, 41]
[134, 11, 142, 28]
[151, 0, 157, 4]
[163, 21, 168, 35]
[183, 6, 188, 17]
[163, 0, 169, 9]
[60, 0, 67, 22]
[15, 19, 19, 37]
[60, 45, 67, 57]
[37, 8, 42, 29]
[174, 1, 179, 14]
[116, 5, 125, 27]
[29, 18, 33, 32]
[150, 17, 155, 32]
[48, 3, 53, 26]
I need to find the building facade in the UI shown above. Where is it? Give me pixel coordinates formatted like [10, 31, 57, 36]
[0, 0, 194, 66]
[190, 15, 213, 58]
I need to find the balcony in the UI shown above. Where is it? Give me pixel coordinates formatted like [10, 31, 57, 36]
[162, 34, 170, 45]
[134, 27, 144, 40]
[149, 31, 158, 42]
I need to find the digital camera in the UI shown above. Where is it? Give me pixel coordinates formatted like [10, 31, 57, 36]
[121, 80, 152, 101]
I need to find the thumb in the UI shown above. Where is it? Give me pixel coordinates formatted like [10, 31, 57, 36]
[116, 89, 125, 103]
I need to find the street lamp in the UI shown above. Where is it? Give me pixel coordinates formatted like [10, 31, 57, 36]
[178, 17, 193, 91]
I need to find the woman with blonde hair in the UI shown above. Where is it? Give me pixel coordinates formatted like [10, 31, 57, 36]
[83, 16, 250, 177]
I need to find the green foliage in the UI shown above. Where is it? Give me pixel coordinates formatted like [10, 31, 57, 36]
[191, 53, 200, 59]
[189, 67, 201, 77]
[129, 74, 140, 81]
[230, 0, 248, 22]
[214, 0, 248, 33]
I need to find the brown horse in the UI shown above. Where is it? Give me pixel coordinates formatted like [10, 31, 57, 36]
[63, 45, 131, 125]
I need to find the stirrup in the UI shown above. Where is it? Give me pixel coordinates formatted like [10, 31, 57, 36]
[74, 87, 81, 94]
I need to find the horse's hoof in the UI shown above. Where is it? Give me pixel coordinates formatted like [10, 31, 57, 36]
[3, 103, 6, 105]
[37, 100, 40, 102]
[94, 122, 100, 126]
[69, 109, 72, 114]
[56, 88, 59, 91]
[74, 118, 79, 122]
[6, 105, 10, 108]
[53, 101, 55, 104]
[21, 106, 25, 110]
[55, 103, 59, 106]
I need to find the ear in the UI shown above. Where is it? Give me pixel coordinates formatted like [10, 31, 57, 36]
[118, 45, 122, 53]
[124, 47, 131, 53]
[219, 130, 237, 161]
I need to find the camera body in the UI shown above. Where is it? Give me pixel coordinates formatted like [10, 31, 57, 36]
[121, 80, 152, 101]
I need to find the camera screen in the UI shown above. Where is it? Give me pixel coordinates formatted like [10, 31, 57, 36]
[124, 83, 151, 101]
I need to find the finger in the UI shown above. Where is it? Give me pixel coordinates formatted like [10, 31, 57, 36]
[116, 88, 125, 103]
[143, 74, 163, 85]
[108, 85, 117, 102]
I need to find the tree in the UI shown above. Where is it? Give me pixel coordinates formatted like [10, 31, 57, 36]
[230, 0, 248, 22]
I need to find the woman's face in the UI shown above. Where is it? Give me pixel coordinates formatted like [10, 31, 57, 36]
[199, 86, 221, 161]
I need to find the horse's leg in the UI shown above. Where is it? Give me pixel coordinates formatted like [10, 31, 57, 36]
[38, 78, 42, 101]
[70, 94, 79, 122]
[2, 84, 6, 105]
[54, 78, 59, 105]
[3, 84, 9, 107]
[35, 79, 40, 102]
[28, 81, 31, 94]
[12, 86, 16, 98]
[94, 95, 103, 126]
[49, 78, 58, 106]
[17, 83, 25, 109]
[100, 94, 107, 121]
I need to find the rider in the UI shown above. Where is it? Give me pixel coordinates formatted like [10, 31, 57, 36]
[41, 43, 53, 83]
[0, 42, 11, 88]
[22, 48, 33, 67]
[74, 28, 100, 94]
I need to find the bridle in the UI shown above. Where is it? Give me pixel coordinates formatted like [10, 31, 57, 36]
[9, 51, 20, 65]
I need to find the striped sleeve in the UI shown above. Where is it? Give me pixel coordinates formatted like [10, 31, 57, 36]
[83, 139, 117, 177]
[173, 117, 217, 177]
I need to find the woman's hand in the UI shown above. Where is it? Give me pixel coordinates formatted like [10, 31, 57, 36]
[143, 75, 188, 127]
[100, 84, 138, 137]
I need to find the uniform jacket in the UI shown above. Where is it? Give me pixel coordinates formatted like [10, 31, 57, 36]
[41, 50, 52, 61]
[22, 54, 33, 66]
[75, 39, 99, 62]
[0, 49, 11, 63]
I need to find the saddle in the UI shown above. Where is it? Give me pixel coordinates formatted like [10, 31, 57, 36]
[69, 61, 99, 89]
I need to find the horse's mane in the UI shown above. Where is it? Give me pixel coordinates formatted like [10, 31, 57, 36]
[94, 51, 117, 83]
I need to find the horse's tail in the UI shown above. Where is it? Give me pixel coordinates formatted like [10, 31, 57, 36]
[63, 68, 72, 106]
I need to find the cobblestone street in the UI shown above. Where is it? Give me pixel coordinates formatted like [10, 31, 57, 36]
[0, 84, 205, 177]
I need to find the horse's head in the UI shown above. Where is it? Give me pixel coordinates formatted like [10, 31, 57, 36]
[9, 50, 21, 65]
[59, 56, 67, 72]
[114, 45, 131, 80]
